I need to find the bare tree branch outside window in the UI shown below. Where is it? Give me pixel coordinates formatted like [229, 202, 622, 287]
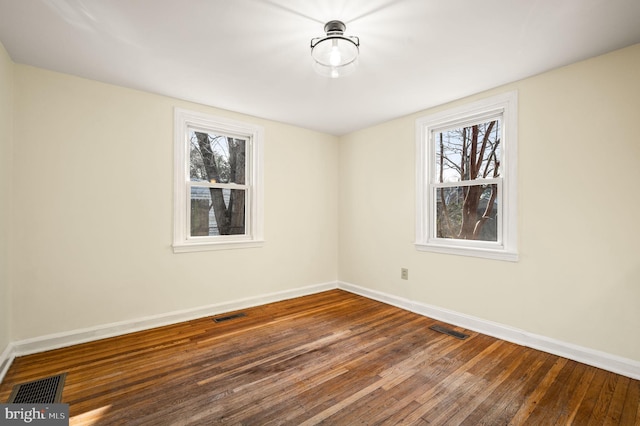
[435, 120, 500, 241]
[189, 131, 246, 236]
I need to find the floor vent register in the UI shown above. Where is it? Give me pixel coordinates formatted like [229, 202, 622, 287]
[429, 324, 470, 340]
[7, 373, 67, 404]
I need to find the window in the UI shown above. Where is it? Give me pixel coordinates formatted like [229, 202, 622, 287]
[173, 108, 264, 252]
[415, 91, 518, 261]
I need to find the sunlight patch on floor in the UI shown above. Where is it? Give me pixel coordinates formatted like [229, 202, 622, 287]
[70, 405, 112, 426]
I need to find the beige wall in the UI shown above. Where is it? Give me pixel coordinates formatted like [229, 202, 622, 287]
[10, 65, 339, 339]
[339, 43, 640, 362]
[0, 42, 13, 355]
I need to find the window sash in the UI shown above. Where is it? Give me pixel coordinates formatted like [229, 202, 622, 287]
[187, 127, 248, 185]
[428, 179, 503, 247]
[186, 183, 250, 240]
[430, 116, 503, 184]
[184, 132, 252, 241]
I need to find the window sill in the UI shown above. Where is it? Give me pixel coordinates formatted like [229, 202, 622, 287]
[414, 242, 518, 262]
[173, 239, 265, 253]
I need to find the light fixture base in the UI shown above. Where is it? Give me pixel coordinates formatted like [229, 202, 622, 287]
[324, 20, 346, 35]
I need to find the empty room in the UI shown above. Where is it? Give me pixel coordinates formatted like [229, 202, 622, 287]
[0, 0, 639, 424]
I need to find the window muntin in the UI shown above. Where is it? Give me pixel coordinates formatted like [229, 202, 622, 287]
[174, 109, 263, 252]
[416, 91, 517, 261]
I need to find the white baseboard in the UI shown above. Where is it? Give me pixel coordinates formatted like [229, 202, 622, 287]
[3, 280, 639, 383]
[0, 342, 16, 384]
[9, 281, 337, 360]
[338, 281, 640, 380]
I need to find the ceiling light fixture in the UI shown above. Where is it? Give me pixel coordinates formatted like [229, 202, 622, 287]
[310, 20, 360, 78]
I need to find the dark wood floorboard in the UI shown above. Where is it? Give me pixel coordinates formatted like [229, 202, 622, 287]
[1, 289, 638, 425]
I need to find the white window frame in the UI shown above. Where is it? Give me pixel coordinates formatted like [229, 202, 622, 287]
[415, 91, 518, 261]
[173, 108, 264, 253]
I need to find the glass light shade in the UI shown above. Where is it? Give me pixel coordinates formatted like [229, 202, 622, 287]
[310, 21, 359, 78]
[312, 59, 358, 78]
[311, 37, 359, 66]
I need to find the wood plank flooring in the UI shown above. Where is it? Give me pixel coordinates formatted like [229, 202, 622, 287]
[1, 290, 638, 425]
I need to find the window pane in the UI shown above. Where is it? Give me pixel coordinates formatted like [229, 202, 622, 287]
[436, 184, 498, 241]
[190, 187, 246, 236]
[435, 120, 501, 183]
[189, 131, 246, 184]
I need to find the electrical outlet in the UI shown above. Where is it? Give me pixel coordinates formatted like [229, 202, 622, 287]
[401, 268, 408, 280]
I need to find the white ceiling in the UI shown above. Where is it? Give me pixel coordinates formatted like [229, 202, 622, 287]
[1, 0, 639, 135]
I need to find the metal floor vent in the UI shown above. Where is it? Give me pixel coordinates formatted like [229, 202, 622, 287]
[7, 373, 67, 404]
[213, 312, 246, 323]
[429, 324, 470, 340]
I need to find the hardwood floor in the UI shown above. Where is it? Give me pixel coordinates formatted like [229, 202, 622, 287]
[1, 290, 638, 425]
